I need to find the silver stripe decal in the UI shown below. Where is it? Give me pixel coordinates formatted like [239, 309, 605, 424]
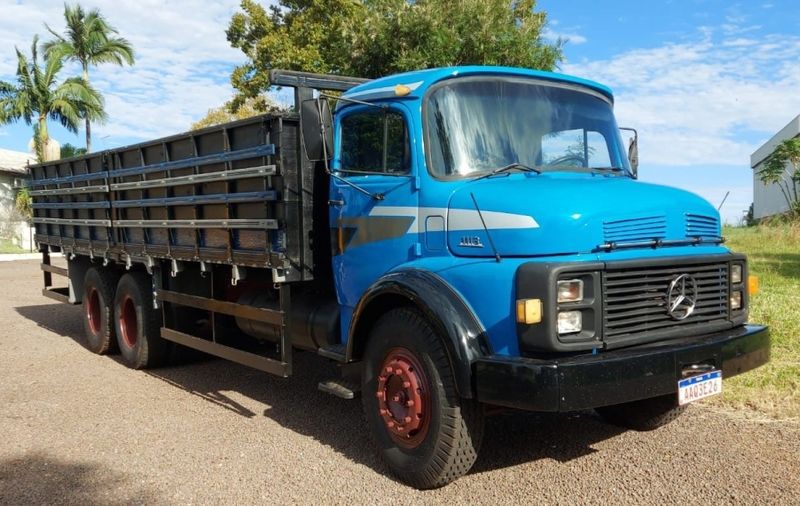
[448, 208, 539, 231]
[369, 206, 539, 233]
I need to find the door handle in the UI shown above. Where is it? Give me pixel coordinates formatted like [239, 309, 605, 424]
[328, 199, 345, 207]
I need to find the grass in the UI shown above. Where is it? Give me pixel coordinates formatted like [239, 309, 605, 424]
[0, 239, 27, 254]
[712, 224, 800, 419]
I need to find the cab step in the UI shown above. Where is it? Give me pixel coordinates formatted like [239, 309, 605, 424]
[318, 378, 360, 399]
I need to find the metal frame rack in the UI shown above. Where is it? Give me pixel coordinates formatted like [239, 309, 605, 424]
[28, 69, 368, 377]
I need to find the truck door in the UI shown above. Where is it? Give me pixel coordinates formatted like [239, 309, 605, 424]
[330, 104, 419, 318]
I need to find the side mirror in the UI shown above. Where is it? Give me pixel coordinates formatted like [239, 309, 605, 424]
[620, 127, 638, 178]
[300, 98, 333, 162]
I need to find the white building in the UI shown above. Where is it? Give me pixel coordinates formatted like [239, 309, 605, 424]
[0, 148, 32, 215]
[0, 148, 34, 249]
[750, 115, 800, 220]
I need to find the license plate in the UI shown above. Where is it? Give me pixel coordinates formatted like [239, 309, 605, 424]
[677, 370, 722, 405]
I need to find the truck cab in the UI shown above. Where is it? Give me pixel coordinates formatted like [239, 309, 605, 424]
[307, 66, 768, 485]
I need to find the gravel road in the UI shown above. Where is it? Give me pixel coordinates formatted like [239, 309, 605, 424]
[1, 259, 798, 505]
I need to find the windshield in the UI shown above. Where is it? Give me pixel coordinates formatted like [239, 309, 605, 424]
[424, 77, 631, 178]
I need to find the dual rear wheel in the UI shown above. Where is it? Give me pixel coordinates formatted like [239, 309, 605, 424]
[82, 267, 119, 355]
[81, 268, 169, 369]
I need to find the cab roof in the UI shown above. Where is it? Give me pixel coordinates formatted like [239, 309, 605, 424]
[341, 65, 614, 104]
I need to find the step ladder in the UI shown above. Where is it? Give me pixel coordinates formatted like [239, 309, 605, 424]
[40, 250, 76, 304]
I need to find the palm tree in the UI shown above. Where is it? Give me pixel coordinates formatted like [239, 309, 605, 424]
[44, 3, 134, 152]
[0, 35, 106, 162]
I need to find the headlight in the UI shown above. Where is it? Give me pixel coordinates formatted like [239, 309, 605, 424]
[731, 264, 743, 284]
[557, 310, 582, 334]
[557, 279, 584, 303]
[730, 291, 742, 310]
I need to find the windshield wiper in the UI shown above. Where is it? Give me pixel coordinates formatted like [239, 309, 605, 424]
[590, 166, 627, 174]
[471, 162, 542, 181]
[545, 165, 630, 177]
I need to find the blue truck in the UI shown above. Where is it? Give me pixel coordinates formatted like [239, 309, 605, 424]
[29, 66, 769, 488]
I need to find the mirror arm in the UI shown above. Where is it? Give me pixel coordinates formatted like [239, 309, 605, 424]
[319, 99, 332, 172]
[320, 92, 388, 110]
[327, 171, 385, 200]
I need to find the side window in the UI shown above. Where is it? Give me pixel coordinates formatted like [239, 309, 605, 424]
[340, 109, 409, 174]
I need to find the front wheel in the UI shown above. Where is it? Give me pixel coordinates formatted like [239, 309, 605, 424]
[362, 308, 483, 489]
[595, 393, 686, 431]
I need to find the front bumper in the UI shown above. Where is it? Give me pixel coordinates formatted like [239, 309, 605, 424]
[475, 324, 769, 412]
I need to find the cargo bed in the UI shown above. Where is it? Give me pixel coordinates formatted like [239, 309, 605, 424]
[29, 113, 317, 283]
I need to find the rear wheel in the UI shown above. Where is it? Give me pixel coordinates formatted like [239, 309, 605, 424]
[362, 307, 483, 489]
[113, 272, 170, 369]
[595, 394, 686, 431]
[82, 267, 119, 354]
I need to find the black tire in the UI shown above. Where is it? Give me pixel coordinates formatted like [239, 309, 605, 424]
[361, 307, 484, 489]
[595, 394, 686, 431]
[113, 272, 170, 369]
[82, 267, 119, 355]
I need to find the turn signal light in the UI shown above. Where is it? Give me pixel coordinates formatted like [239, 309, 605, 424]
[748, 275, 759, 296]
[516, 298, 543, 324]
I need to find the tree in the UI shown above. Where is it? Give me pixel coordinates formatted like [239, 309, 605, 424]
[226, 0, 562, 111]
[0, 36, 106, 162]
[190, 96, 285, 130]
[60, 142, 87, 158]
[14, 187, 32, 223]
[757, 137, 800, 217]
[44, 3, 134, 152]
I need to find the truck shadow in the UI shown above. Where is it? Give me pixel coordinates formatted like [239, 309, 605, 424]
[15, 302, 627, 481]
[15, 303, 86, 347]
[0, 452, 158, 505]
[147, 353, 627, 478]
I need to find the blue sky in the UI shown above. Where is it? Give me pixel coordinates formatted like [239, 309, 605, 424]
[2, 1, 799, 224]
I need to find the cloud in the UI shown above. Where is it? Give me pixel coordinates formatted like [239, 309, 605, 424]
[0, 130, 7, 137]
[564, 27, 800, 168]
[0, 0, 249, 144]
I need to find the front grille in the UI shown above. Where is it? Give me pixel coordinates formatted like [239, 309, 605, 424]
[602, 262, 729, 343]
[685, 213, 720, 237]
[603, 215, 666, 243]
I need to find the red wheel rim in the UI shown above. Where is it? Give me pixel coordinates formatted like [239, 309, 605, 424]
[376, 347, 430, 448]
[86, 287, 101, 335]
[119, 295, 138, 348]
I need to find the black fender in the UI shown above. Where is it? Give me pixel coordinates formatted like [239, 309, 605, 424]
[346, 269, 492, 398]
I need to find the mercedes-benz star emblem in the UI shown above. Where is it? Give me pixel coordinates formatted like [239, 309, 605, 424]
[667, 274, 697, 320]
